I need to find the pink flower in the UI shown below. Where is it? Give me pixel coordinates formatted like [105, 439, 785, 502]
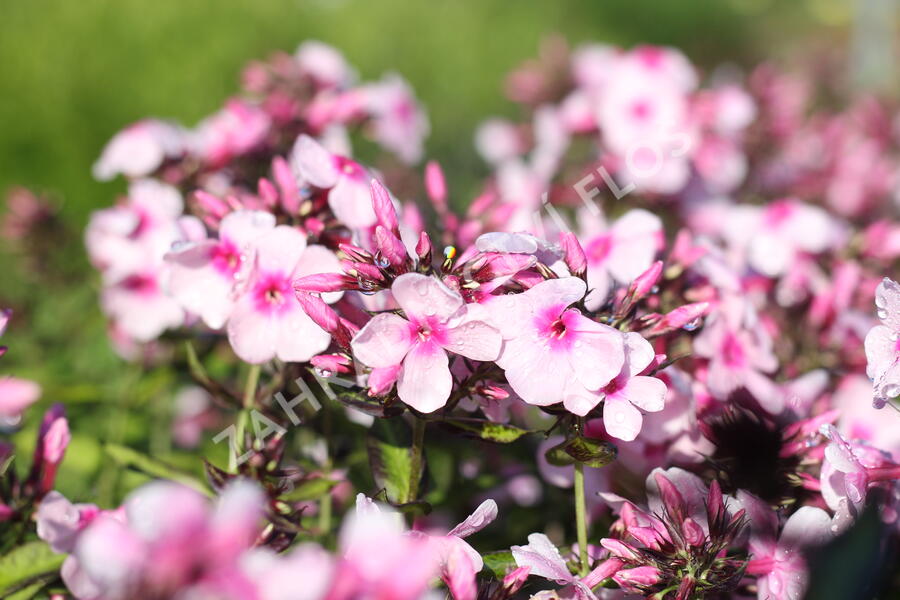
[361, 74, 429, 164]
[740, 491, 834, 600]
[0, 376, 41, 427]
[351, 273, 502, 412]
[512, 532, 613, 600]
[431, 499, 499, 600]
[564, 332, 667, 441]
[36, 492, 101, 554]
[85, 179, 185, 283]
[227, 225, 342, 364]
[578, 208, 664, 310]
[722, 199, 841, 278]
[92, 119, 185, 181]
[100, 268, 185, 343]
[166, 210, 276, 329]
[294, 41, 353, 89]
[491, 277, 625, 408]
[693, 296, 782, 414]
[864, 278, 900, 406]
[189, 99, 271, 166]
[291, 134, 376, 228]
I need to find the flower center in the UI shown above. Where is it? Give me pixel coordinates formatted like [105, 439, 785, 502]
[549, 318, 568, 339]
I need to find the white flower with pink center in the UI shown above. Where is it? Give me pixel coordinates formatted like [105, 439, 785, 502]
[578, 208, 664, 310]
[723, 198, 840, 278]
[564, 332, 667, 441]
[166, 210, 276, 329]
[226, 225, 342, 364]
[864, 277, 900, 406]
[693, 296, 782, 414]
[351, 273, 502, 413]
[490, 277, 625, 409]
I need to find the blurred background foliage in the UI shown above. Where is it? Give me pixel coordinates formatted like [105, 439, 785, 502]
[0, 0, 883, 504]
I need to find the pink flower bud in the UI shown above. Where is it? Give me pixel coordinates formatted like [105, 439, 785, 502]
[416, 231, 432, 264]
[293, 272, 354, 293]
[32, 405, 70, 497]
[614, 566, 661, 588]
[651, 302, 709, 334]
[311, 354, 352, 375]
[425, 161, 447, 211]
[600, 538, 639, 560]
[193, 191, 229, 219]
[370, 179, 399, 234]
[374, 225, 408, 269]
[653, 472, 686, 522]
[295, 292, 351, 349]
[682, 518, 705, 546]
[338, 243, 372, 262]
[628, 260, 663, 300]
[367, 365, 401, 396]
[257, 178, 278, 208]
[272, 156, 300, 215]
[502, 566, 531, 595]
[583, 558, 624, 588]
[560, 232, 587, 278]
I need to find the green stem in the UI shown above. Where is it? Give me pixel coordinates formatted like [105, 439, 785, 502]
[407, 416, 427, 503]
[233, 364, 261, 473]
[574, 460, 589, 577]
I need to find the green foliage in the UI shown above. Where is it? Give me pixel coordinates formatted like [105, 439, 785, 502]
[0, 541, 65, 597]
[366, 416, 421, 505]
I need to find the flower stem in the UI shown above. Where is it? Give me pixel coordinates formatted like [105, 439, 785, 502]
[233, 364, 261, 472]
[407, 416, 427, 503]
[574, 459, 590, 577]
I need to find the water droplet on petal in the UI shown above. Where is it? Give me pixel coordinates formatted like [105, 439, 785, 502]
[682, 317, 702, 331]
[876, 308, 888, 320]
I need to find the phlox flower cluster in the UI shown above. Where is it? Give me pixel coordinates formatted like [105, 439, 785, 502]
[1, 36, 899, 600]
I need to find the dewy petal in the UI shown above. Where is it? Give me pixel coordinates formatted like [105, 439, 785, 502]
[778, 506, 833, 554]
[737, 490, 778, 557]
[563, 380, 602, 417]
[621, 332, 655, 377]
[448, 499, 499, 539]
[603, 394, 643, 441]
[391, 273, 464, 323]
[275, 305, 332, 363]
[566, 312, 625, 390]
[254, 226, 308, 274]
[606, 209, 663, 283]
[499, 334, 572, 406]
[511, 533, 573, 584]
[619, 376, 667, 413]
[351, 313, 414, 369]
[397, 342, 452, 413]
[523, 277, 587, 313]
[291, 134, 339, 188]
[864, 325, 896, 380]
[444, 307, 502, 361]
[874, 277, 900, 330]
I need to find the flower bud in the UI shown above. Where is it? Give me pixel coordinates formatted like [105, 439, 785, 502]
[425, 161, 447, 211]
[370, 179, 399, 234]
[367, 365, 401, 396]
[560, 232, 587, 278]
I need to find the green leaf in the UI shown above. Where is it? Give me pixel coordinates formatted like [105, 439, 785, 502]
[544, 439, 577, 466]
[544, 436, 617, 468]
[105, 444, 212, 496]
[366, 417, 417, 504]
[423, 444, 454, 505]
[563, 436, 617, 468]
[0, 541, 65, 594]
[281, 477, 340, 502]
[445, 419, 531, 443]
[482, 550, 517, 579]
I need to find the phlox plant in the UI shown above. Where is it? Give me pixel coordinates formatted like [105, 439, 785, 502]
[1, 37, 899, 600]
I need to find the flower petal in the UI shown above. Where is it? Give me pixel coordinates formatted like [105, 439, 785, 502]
[603, 394, 643, 441]
[391, 273, 463, 323]
[397, 342, 452, 413]
[619, 376, 667, 413]
[351, 313, 414, 369]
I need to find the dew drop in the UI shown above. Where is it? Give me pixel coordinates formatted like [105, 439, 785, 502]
[877, 308, 888, 320]
[374, 255, 390, 268]
[315, 368, 333, 379]
[682, 317, 702, 331]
